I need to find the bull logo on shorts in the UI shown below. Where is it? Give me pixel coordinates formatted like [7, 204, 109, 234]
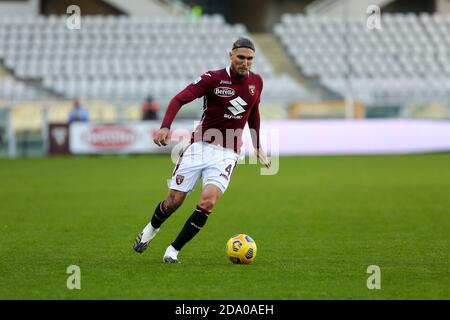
[176, 175, 184, 185]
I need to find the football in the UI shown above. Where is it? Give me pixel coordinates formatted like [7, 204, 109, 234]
[225, 234, 257, 264]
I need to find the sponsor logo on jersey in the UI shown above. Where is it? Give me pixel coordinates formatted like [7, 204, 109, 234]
[176, 175, 184, 185]
[214, 87, 235, 98]
[249, 85, 256, 96]
[224, 114, 243, 120]
[227, 96, 247, 116]
[220, 80, 232, 85]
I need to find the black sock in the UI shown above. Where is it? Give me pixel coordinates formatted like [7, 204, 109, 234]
[150, 201, 172, 229]
[171, 206, 210, 251]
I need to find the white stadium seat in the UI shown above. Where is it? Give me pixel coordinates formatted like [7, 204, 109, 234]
[274, 13, 450, 105]
[0, 14, 306, 103]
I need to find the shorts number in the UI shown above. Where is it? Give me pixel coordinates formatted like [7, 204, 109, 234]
[224, 162, 237, 178]
[225, 164, 233, 177]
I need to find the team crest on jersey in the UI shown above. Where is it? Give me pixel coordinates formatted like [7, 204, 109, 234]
[176, 175, 184, 185]
[249, 85, 256, 96]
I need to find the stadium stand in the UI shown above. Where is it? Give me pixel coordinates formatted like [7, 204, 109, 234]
[274, 13, 450, 106]
[0, 76, 51, 101]
[0, 14, 306, 105]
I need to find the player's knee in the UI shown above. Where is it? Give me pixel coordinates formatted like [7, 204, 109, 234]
[198, 185, 222, 213]
[198, 198, 216, 213]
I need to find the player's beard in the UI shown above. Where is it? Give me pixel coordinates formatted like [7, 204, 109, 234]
[231, 65, 248, 79]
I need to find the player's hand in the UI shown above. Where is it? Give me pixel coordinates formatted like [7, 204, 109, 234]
[153, 127, 170, 146]
[255, 148, 271, 168]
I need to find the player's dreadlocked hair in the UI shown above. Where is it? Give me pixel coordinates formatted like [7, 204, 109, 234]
[232, 37, 256, 52]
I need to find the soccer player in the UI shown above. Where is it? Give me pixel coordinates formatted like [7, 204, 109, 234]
[133, 37, 271, 263]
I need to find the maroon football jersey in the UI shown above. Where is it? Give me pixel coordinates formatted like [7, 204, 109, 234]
[161, 67, 263, 153]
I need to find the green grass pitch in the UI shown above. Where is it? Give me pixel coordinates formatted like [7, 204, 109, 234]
[0, 153, 449, 299]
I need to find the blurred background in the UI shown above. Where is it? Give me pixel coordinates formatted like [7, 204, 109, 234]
[0, 0, 449, 157]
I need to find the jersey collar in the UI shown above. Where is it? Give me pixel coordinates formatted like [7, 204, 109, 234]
[226, 66, 249, 80]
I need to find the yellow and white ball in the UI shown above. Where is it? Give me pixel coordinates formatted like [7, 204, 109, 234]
[225, 234, 257, 264]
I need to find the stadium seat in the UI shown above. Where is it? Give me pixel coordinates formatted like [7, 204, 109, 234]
[274, 13, 450, 105]
[0, 14, 306, 104]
